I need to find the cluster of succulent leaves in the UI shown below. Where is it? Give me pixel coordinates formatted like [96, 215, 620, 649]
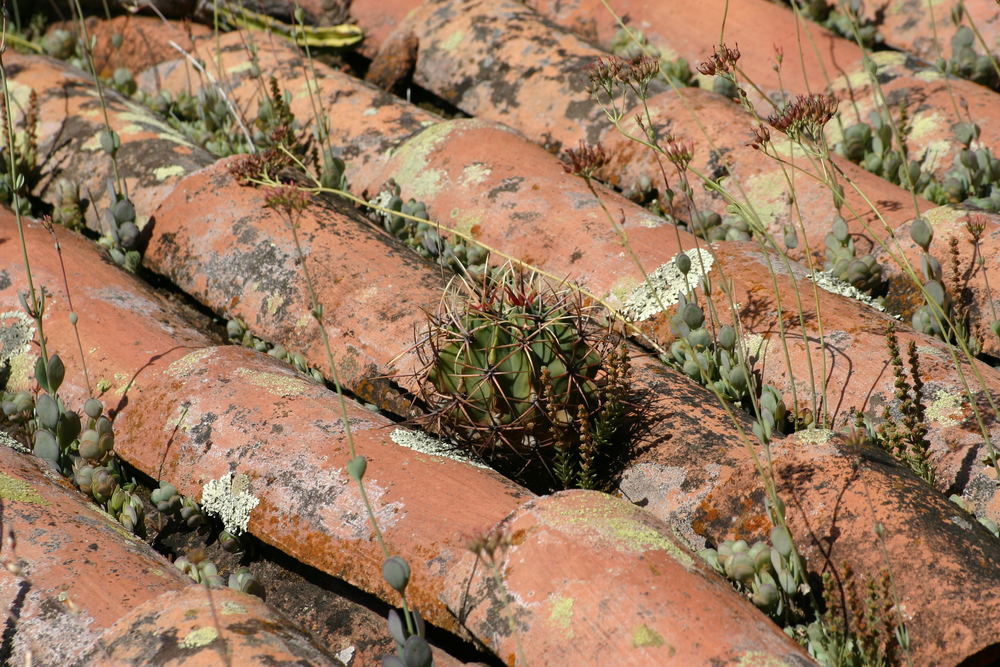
[226, 317, 325, 383]
[418, 264, 628, 490]
[143, 75, 304, 160]
[174, 549, 264, 598]
[836, 116, 1000, 213]
[824, 217, 885, 296]
[609, 28, 696, 89]
[668, 292, 792, 442]
[96, 179, 142, 272]
[791, 0, 881, 48]
[346, 456, 432, 667]
[701, 526, 904, 666]
[370, 183, 489, 276]
[935, 7, 999, 90]
[2, 357, 145, 534]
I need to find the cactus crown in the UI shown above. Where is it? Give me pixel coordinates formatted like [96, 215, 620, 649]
[417, 264, 625, 488]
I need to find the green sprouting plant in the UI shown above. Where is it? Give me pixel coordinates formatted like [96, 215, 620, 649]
[836, 118, 1000, 213]
[701, 531, 906, 665]
[0, 87, 38, 216]
[906, 216, 976, 348]
[415, 263, 629, 490]
[856, 322, 936, 486]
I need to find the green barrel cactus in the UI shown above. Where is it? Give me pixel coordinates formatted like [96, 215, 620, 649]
[417, 264, 623, 485]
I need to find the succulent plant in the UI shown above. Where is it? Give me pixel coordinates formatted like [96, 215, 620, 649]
[228, 566, 264, 598]
[369, 182, 489, 276]
[174, 554, 225, 588]
[226, 317, 324, 382]
[823, 217, 885, 296]
[416, 264, 626, 488]
[699, 524, 806, 618]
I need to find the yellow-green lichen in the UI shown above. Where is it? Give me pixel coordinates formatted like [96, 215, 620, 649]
[926, 390, 963, 427]
[440, 29, 466, 52]
[743, 169, 792, 230]
[0, 472, 47, 505]
[265, 294, 284, 316]
[0, 310, 36, 392]
[180, 626, 219, 649]
[166, 348, 215, 379]
[631, 624, 666, 649]
[154, 165, 187, 182]
[548, 596, 574, 635]
[386, 122, 457, 200]
[918, 139, 953, 175]
[922, 205, 967, 228]
[796, 428, 833, 445]
[541, 493, 695, 567]
[232, 367, 311, 397]
[908, 110, 946, 144]
[447, 207, 483, 236]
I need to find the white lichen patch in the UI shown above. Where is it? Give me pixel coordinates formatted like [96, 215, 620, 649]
[0, 310, 36, 391]
[200, 472, 260, 535]
[460, 163, 491, 186]
[221, 601, 247, 616]
[795, 428, 833, 446]
[619, 248, 714, 321]
[0, 431, 29, 454]
[180, 626, 219, 649]
[807, 270, 889, 313]
[741, 332, 769, 360]
[336, 646, 356, 665]
[636, 212, 668, 228]
[389, 428, 489, 469]
[926, 390, 963, 427]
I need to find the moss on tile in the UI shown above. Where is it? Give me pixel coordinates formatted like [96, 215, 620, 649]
[548, 595, 574, 636]
[631, 624, 666, 648]
[541, 493, 695, 567]
[154, 165, 187, 181]
[180, 626, 219, 649]
[166, 348, 214, 379]
[440, 29, 466, 52]
[0, 472, 48, 505]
